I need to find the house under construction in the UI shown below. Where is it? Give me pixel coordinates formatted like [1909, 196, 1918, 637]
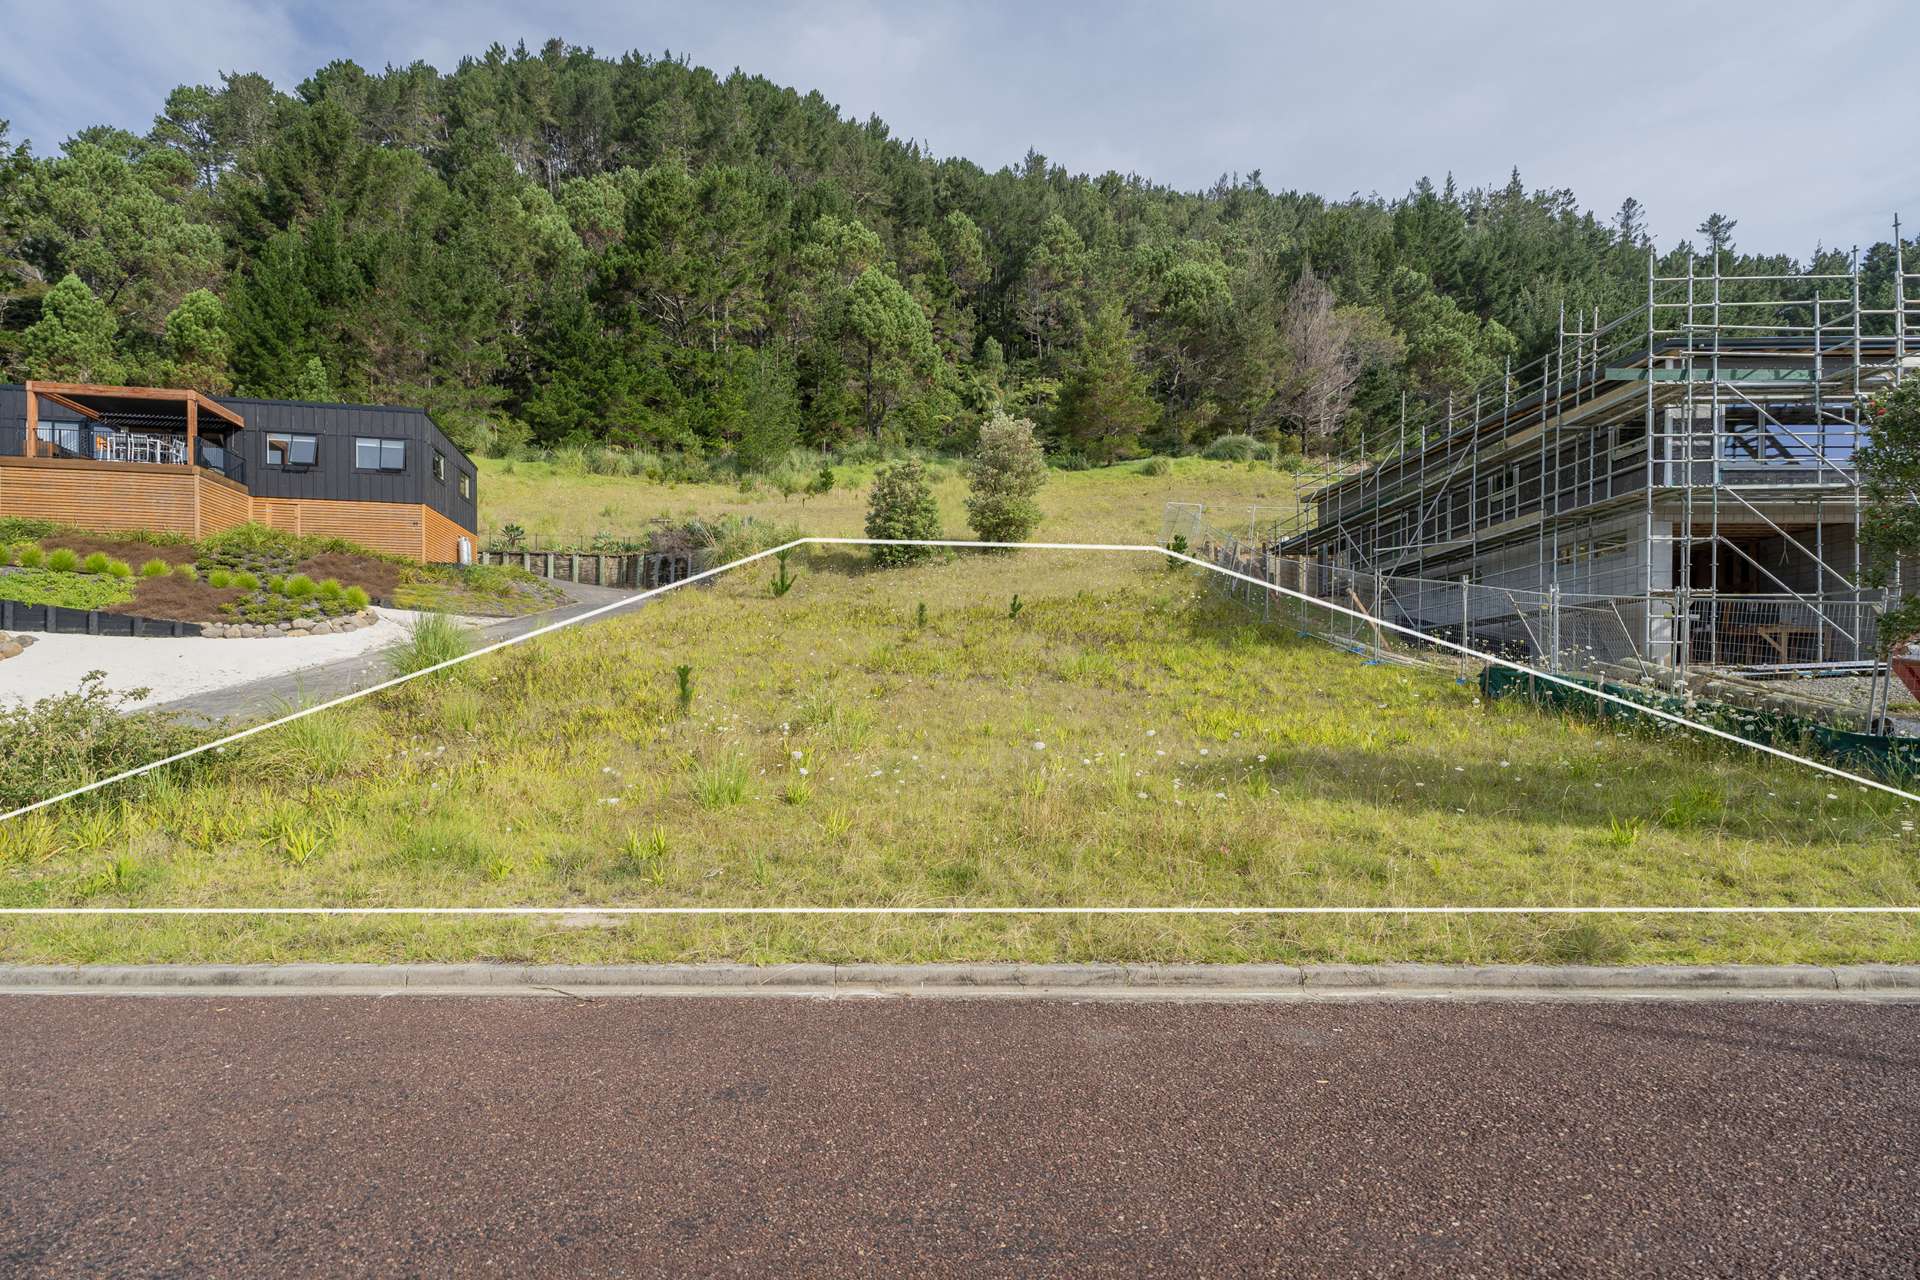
[1270, 238, 1917, 676]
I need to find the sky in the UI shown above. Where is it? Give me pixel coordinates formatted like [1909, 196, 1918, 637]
[3, 0, 1916, 256]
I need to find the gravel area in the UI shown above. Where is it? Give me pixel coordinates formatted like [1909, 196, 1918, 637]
[3, 996, 1917, 1277]
[0, 606, 430, 709]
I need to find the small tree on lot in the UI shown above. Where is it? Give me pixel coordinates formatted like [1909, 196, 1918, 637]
[1859, 378, 1920, 650]
[965, 411, 1047, 544]
[864, 459, 941, 567]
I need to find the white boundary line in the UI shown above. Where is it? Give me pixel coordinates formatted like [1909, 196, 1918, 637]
[0, 906, 1914, 916]
[1, 535, 1913, 919]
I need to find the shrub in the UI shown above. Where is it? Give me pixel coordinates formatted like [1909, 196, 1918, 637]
[80, 552, 111, 575]
[806, 463, 835, 499]
[0, 675, 198, 812]
[0, 544, 13, 568]
[1047, 450, 1093, 471]
[172, 562, 198, 581]
[46, 548, 80, 573]
[1137, 456, 1172, 477]
[316, 577, 344, 602]
[1202, 434, 1263, 462]
[105, 559, 133, 580]
[138, 559, 170, 579]
[231, 571, 259, 591]
[343, 585, 371, 610]
[864, 460, 942, 568]
[207, 569, 233, 589]
[283, 573, 317, 599]
[965, 411, 1048, 544]
[15, 543, 44, 568]
[388, 613, 473, 679]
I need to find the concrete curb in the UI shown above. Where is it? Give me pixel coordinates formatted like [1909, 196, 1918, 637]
[2, 963, 1919, 997]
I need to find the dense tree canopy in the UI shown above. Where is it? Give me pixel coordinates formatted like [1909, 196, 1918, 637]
[0, 40, 1902, 462]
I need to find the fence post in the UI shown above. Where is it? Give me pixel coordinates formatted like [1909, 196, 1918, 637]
[1545, 584, 1559, 674]
[1459, 576, 1470, 679]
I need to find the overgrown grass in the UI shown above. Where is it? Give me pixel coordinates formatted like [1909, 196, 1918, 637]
[0, 544, 1914, 966]
[388, 613, 475, 678]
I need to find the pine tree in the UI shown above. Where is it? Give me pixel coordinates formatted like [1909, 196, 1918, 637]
[1054, 302, 1156, 463]
[21, 274, 123, 383]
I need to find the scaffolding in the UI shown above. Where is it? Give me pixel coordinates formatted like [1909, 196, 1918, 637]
[1268, 225, 1920, 684]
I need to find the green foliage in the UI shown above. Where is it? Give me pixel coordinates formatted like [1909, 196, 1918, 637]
[105, 559, 133, 579]
[206, 569, 233, 589]
[21, 274, 123, 383]
[44, 548, 79, 572]
[0, 567, 135, 609]
[674, 663, 695, 714]
[80, 552, 111, 575]
[388, 613, 473, 679]
[14, 543, 44, 568]
[0, 675, 198, 811]
[770, 550, 796, 597]
[864, 459, 942, 567]
[1009, 594, 1024, 619]
[343, 585, 371, 610]
[1861, 379, 1920, 650]
[806, 463, 836, 499]
[964, 410, 1048, 544]
[282, 573, 317, 599]
[1202, 433, 1263, 462]
[0, 41, 1856, 463]
[1137, 457, 1172, 477]
[230, 571, 259, 591]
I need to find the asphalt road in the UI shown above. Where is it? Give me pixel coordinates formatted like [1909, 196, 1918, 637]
[3, 996, 1917, 1277]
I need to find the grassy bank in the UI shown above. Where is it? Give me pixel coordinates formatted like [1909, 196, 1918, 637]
[475, 453, 1297, 545]
[0, 534, 1912, 965]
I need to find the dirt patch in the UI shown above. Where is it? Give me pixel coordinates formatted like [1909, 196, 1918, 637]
[298, 552, 405, 603]
[107, 575, 244, 622]
[41, 534, 196, 567]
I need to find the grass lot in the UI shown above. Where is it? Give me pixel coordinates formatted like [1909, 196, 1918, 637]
[475, 453, 1298, 545]
[0, 459, 1914, 965]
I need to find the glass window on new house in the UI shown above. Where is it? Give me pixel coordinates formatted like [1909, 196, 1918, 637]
[355, 437, 406, 471]
[266, 433, 318, 467]
[432, 450, 446, 482]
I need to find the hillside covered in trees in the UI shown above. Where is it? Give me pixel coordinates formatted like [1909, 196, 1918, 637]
[0, 38, 1904, 464]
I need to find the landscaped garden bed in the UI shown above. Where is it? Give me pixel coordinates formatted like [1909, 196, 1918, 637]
[0, 519, 563, 633]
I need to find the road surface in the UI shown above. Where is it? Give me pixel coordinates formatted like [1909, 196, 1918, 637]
[3, 995, 1915, 1276]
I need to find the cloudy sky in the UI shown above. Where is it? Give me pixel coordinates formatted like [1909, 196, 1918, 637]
[4, 0, 1914, 255]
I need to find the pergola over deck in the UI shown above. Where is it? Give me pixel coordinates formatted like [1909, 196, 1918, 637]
[21, 381, 246, 470]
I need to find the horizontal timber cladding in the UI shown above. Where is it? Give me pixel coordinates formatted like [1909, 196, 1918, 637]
[422, 504, 474, 563]
[0, 458, 198, 534]
[197, 473, 253, 533]
[249, 497, 429, 560]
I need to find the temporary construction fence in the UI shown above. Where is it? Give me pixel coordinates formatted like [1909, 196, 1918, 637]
[1183, 508, 1906, 742]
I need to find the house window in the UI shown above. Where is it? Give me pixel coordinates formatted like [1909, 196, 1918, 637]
[265, 433, 318, 468]
[458, 471, 472, 500]
[432, 450, 446, 482]
[355, 437, 406, 471]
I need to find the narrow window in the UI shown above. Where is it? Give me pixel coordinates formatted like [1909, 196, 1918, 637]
[458, 471, 472, 500]
[432, 450, 446, 483]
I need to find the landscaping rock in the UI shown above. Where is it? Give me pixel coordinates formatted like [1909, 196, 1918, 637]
[14, 634, 34, 647]
[0, 640, 21, 659]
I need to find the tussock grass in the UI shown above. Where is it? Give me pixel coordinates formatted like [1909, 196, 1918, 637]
[388, 613, 474, 679]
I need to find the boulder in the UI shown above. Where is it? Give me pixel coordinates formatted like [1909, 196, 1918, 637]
[0, 641, 23, 659]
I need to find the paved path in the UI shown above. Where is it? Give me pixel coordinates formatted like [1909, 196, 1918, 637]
[3, 996, 1916, 1276]
[152, 579, 637, 723]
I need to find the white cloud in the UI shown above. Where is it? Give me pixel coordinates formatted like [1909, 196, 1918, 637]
[4, 0, 1916, 254]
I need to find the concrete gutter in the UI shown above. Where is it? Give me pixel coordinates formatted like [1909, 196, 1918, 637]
[2, 963, 1919, 1001]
